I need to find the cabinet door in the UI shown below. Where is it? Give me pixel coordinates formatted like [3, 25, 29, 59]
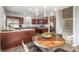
[42, 28, 48, 32]
[38, 19, 43, 24]
[32, 19, 38, 24]
[43, 19, 48, 24]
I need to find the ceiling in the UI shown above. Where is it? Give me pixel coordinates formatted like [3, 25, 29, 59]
[4, 6, 69, 18]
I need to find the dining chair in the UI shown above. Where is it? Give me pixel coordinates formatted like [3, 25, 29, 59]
[22, 40, 29, 52]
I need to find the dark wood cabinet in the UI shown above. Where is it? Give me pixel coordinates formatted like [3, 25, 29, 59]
[32, 19, 38, 24]
[42, 28, 48, 32]
[38, 19, 43, 24]
[32, 18, 48, 33]
[32, 18, 48, 24]
[35, 28, 48, 33]
[43, 19, 48, 24]
[1, 29, 36, 50]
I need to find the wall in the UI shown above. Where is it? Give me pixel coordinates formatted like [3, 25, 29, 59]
[73, 6, 79, 46]
[0, 6, 6, 32]
[76, 7, 79, 46]
[56, 10, 63, 34]
[1, 29, 36, 50]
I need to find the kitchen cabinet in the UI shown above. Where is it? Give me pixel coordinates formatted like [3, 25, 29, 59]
[1, 29, 35, 50]
[32, 18, 48, 24]
[32, 18, 48, 33]
[35, 28, 48, 33]
[43, 18, 48, 24]
[42, 28, 48, 32]
[38, 19, 43, 24]
[32, 19, 38, 24]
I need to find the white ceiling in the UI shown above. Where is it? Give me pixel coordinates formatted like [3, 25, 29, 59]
[4, 6, 69, 18]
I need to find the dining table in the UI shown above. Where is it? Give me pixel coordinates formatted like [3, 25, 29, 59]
[32, 32, 65, 52]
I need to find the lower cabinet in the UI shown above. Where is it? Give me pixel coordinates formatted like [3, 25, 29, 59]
[35, 28, 48, 33]
[1, 29, 35, 50]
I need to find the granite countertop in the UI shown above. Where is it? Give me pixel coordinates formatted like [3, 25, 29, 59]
[1, 29, 35, 33]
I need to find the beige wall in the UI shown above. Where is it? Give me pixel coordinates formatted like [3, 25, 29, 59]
[56, 10, 63, 34]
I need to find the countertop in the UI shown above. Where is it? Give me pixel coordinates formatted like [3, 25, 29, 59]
[0, 29, 36, 33]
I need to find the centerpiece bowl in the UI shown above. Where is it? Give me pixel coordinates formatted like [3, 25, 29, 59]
[41, 32, 51, 38]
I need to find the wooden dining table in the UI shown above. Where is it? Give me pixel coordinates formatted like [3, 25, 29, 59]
[32, 33, 65, 52]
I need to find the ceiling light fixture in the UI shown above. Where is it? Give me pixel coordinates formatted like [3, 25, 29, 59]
[29, 8, 32, 11]
[35, 9, 38, 12]
[36, 12, 39, 16]
[54, 8, 57, 11]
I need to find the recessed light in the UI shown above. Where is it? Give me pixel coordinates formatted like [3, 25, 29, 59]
[35, 9, 38, 12]
[54, 8, 57, 11]
[36, 12, 39, 16]
[29, 8, 32, 11]
[44, 6, 47, 9]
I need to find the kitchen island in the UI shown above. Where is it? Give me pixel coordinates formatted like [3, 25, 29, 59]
[0, 29, 36, 50]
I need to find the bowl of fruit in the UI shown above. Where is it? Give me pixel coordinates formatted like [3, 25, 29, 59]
[41, 32, 51, 38]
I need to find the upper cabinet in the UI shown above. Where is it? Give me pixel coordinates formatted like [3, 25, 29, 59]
[32, 18, 48, 24]
[32, 19, 38, 24]
[43, 18, 48, 24]
[62, 7, 73, 18]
